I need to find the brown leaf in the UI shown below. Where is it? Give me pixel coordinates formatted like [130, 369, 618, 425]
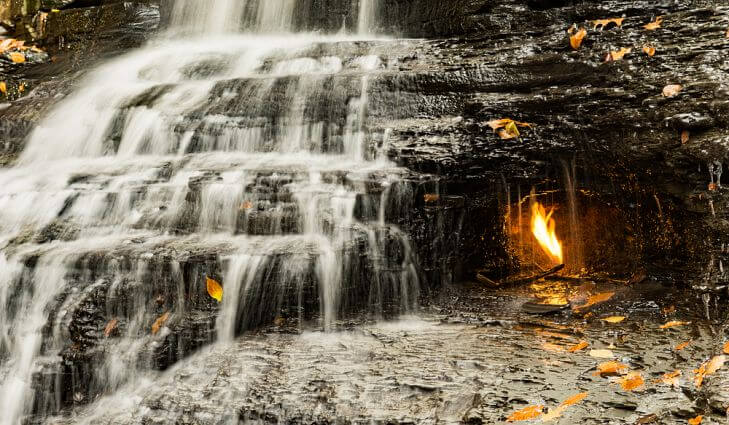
[602, 316, 626, 323]
[568, 341, 589, 352]
[104, 318, 119, 338]
[424, 194, 440, 203]
[594, 361, 629, 377]
[709, 182, 718, 191]
[644, 16, 664, 30]
[592, 18, 625, 30]
[642, 46, 656, 56]
[507, 405, 543, 422]
[681, 130, 690, 144]
[574, 291, 615, 311]
[676, 341, 691, 351]
[662, 84, 682, 98]
[688, 415, 703, 425]
[570, 27, 587, 50]
[660, 320, 690, 329]
[206, 276, 223, 302]
[151, 312, 170, 335]
[662, 305, 676, 314]
[620, 371, 644, 391]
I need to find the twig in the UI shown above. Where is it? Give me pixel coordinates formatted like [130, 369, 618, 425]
[501, 264, 565, 286]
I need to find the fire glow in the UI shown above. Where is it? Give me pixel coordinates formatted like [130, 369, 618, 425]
[531, 202, 564, 264]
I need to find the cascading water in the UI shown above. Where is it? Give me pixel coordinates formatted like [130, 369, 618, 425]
[0, 1, 420, 423]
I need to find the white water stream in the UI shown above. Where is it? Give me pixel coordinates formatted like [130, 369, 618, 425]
[0, 1, 418, 423]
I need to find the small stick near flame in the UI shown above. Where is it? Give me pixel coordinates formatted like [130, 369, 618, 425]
[531, 202, 564, 264]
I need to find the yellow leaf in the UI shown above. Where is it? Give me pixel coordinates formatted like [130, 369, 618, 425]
[574, 292, 614, 311]
[606, 47, 632, 62]
[0, 82, 6, 95]
[569, 27, 587, 50]
[104, 318, 119, 338]
[620, 371, 644, 391]
[151, 312, 170, 335]
[688, 415, 703, 425]
[206, 276, 223, 302]
[602, 316, 626, 323]
[589, 349, 614, 358]
[660, 320, 690, 329]
[644, 16, 664, 30]
[724, 341, 729, 354]
[504, 120, 520, 139]
[681, 130, 689, 144]
[18, 83, 24, 93]
[568, 341, 589, 352]
[507, 405, 543, 422]
[9, 52, 25, 63]
[662, 84, 682, 98]
[642, 46, 656, 56]
[676, 341, 691, 351]
[592, 18, 625, 30]
[594, 361, 628, 377]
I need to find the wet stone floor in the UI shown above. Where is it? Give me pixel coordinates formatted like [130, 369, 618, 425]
[49, 279, 729, 425]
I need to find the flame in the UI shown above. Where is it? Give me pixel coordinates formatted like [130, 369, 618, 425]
[531, 202, 563, 264]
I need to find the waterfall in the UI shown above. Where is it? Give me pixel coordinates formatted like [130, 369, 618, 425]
[0, 0, 417, 423]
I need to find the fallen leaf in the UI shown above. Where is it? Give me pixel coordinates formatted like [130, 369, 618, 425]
[487, 118, 532, 140]
[240, 200, 253, 210]
[541, 392, 588, 422]
[0, 82, 6, 95]
[662, 84, 682, 98]
[18, 83, 24, 93]
[606, 47, 632, 62]
[676, 341, 691, 351]
[723, 341, 729, 354]
[104, 318, 119, 338]
[688, 415, 702, 425]
[561, 392, 588, 406]
[151, 312, 170, 335]
[644, 16, 664, 30]
[620, 371, 645, 391]
[424, 194, 440, 203]
[507, 405, 544, 422]
[693, 355, 726, 388]
[568, 341, 589, 352]
[542, 342, 564, 352]
[574, 292, 615, 310]
[570, 27, 587, 50]
[660, 320, 690, 329]
[709, 182, 718, 191]
[681, 130, 690, 144]
[9, 52, 25, 63]
[592, 18, 625, 30]
[602, 316, 626, 323]
[594, 361, 629, 376]
[589, 349, 614, 358]
[662, 305, 676, 314]
[642, 46, 656, 56]
[206, 276, 223, 302]
[657, 370, 681, 387]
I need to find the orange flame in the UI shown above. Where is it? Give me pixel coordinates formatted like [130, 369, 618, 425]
[531, 202, 563, 264]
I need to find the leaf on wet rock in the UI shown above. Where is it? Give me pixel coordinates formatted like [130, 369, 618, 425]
[9, 52, 25, 63]
[487, 118, 532, 140]
[602, 316, 626, 323]
[104, 318, 119, 338]
[605, 47, 632, 62]
[619, 371, 645, 391]
[568, 26, 587, 50]
[541, 392, 588, 422]
[0, 82, 6, 95]
[657, 370, 681, 388]
[507, 405, 544, 422]
[424, 194, 440, 203]
[662, 84, 682, 98]
[592, 18, 624, 30]
[594, 361, 629, 377]
[723, 341, 729, 354]
[151, 312, 170, 335]
[206, 276, 223, 302]
[660, 320, 690, 329]
[642, 46, 656, 56]
[688, 415, 702, 425]
[240, 200, 254, 210]
[574, 292, 614, 311]
[681, 130, 690, 144]
[589, 349, 614, 358]
[568, 340, 589, 352]
[676, 341, 691, 351]
[693, 355, 725, 388]
[542, 342, 564, 352]
[644, 16, 664, 30]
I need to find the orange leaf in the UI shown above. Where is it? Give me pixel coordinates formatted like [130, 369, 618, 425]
[676, 341, 691, 351]
[104, 318, 119, 338]
[660, 320, 690, 329]
[709, 182, 718, 191]
[424, 194, 440, 203]
[644, 16, 664, 30]
[606, 47, 632, 62]
[657, 370, 681, 387]
[723, 341, 729, 354]
[592, 18, 625, 30]
[681, 130, 690, 144]
[561, 392, 588, 406]
[693, 355, 725, 388]
[602, 316, 626, 323]
[662, 84, 682, 98]
[568, 341, 589, 352]
[541, 392, 588, 422]
[688, 416, 702, 425]
[642, 46, 656, 56]
[151, 312, 170, 335]
[240, 200, 254, 210]
[594, 361, 629, 377]
[0, 82, 6, 95]
[620, 372, 644, 391]
[574, 292, 614, 311]
[570, 27, 587, 50]
[9, 52, 25, 63]
[206, 276, 223, 302]
[507, 405, 544, 422]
